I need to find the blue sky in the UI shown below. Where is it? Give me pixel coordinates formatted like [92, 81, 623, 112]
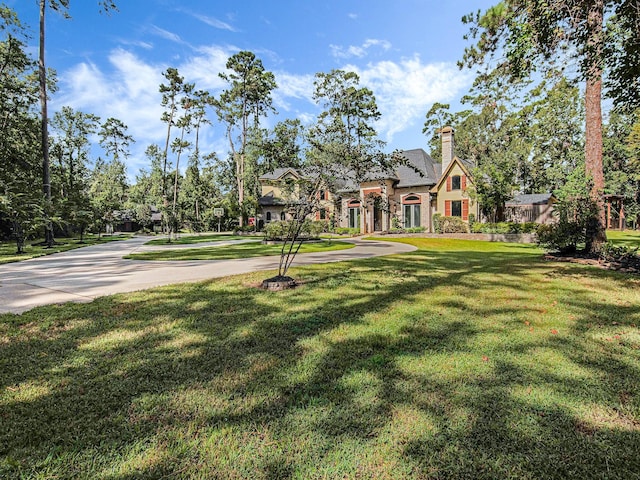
[10, 0, 495, 178]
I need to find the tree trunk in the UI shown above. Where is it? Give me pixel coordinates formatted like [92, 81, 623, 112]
[39, 0, 53, 247]
[584, 0, 607, 253]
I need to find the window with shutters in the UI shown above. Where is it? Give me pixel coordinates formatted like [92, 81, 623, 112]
[451, 200, 462, 217]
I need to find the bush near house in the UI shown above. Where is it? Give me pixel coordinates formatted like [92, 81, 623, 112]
[436, 215, 469, 233]
[263, 220, 326, 241]
[388, 227, 427, 234]
[333, 227, 361, 236]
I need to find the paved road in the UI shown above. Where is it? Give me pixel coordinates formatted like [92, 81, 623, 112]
[0, 236, 416, 314]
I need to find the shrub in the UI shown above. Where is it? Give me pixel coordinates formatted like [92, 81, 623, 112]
[264, 220, 327, 240]
[600, 242, 639, 263]
[432, 213, 443, 234]
[263, 221, 287, 240]
[468, 213, 476, 231]
[440, 216, 468, 233]
[308, 220, 328, 236]
[406, 226, 426, 233]
[537, 192, 598, 253]
[334, 227, 360, 236]
[536, 222, 583, 253]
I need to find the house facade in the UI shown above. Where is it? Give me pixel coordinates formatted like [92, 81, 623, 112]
[257, 127, 482, 233]
[335, 127, 478, 233]
[258, 167, 337, 223]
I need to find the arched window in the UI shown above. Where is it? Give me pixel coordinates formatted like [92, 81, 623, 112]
[280, 211, 286, 221]
[266, 212, 272, 222]
[402, 194, 421, 228]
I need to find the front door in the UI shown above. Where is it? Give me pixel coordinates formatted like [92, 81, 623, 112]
[374, 204, 382, 231]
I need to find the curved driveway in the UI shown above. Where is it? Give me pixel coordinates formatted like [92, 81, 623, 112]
[0, 236, 416, 314]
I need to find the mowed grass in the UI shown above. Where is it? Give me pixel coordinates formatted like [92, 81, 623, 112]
[0, 234, 131, 265]
[144, 233, 250, 246]
[125, 239, 355, 261]
[606, 229, 640, 248]
[1, 238, 639, 479]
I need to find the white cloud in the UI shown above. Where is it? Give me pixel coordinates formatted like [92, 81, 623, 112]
[343, 55, 471, 143]
[52, 43, 471, 179]
[181, 45, 234, 91]
[273, 72, 315, 111]
[330, 38, 392, 59]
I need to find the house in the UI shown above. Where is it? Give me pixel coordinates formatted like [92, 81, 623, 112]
[258, 127, 564, 233]
[505, 193, 556, 224]
[258, 167, 337, 223]
[336, 126, 478, 233]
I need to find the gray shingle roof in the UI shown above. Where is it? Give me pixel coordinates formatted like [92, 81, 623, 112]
[505, 193, 554, 206]
[259, 167, 299, 181]
[394, 149, 439, 187]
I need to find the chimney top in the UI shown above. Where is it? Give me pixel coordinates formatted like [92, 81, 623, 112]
[441, 126, 454, 172]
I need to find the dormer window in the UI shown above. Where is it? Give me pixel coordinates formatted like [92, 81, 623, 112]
[451, 175, 461, 190]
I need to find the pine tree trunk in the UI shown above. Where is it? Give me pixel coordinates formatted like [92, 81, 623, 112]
[584, 0, 607, 253]
[39, 0, 54, 247]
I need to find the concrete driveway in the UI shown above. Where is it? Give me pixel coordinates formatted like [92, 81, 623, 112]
[0, 236, 416, 314]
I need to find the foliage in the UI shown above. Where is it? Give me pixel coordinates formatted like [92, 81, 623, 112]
[537, 177, 600, 253]
[438, 216, 469, 233]
[432, 213, 443, 233]
[388, 227, 427, 234]
[263, 220, 326, 240]
[216, 51, 277, 226]
[459, 0, 640, 251]
[599, 241, 640, 265]
[333, 227, 360, 236]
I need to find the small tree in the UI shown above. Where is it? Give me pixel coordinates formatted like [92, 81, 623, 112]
[261, 70, 403, 285]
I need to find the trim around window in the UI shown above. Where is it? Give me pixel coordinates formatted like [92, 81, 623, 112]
[402, 194, 421, 205]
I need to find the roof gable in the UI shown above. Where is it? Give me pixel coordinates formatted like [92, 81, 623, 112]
[259, 167, 301, 182]
[431, 156, 474, 192]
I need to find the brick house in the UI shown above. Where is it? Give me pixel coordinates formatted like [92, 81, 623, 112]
[258, 126, 480, 233]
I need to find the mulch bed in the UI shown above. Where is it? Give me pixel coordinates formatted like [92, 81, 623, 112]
[544, 252, 640, 275]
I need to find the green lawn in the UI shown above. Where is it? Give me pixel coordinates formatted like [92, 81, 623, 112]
[0, 234, 131, 265]
[1, 238, 639, 479]
[144, 233, 252, 246]
[607, 229, 640, 248]
[126, 239, 355, 261]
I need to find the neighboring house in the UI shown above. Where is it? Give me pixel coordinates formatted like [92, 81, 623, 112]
[258, 167, 337, 224]
[505, 193, 556, 224]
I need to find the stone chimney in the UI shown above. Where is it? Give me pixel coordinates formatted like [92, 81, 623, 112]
[441, 126, 454, 172]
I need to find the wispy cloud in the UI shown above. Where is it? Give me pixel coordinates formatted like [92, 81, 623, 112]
[150, 25, 188, 45]
[116, 39, 154, 50]
[330, 38, 392, 59]
[190, 13, 237, 32]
